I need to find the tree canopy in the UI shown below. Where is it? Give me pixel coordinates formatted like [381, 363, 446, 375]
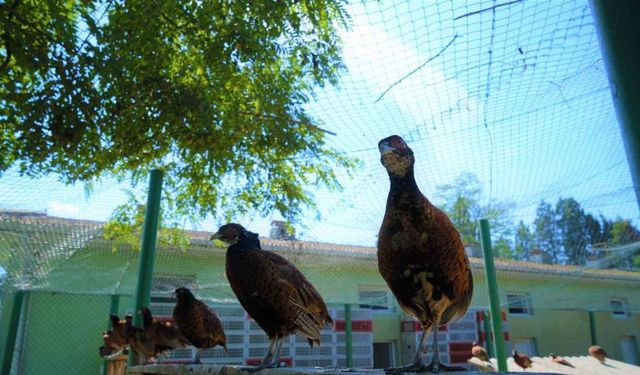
[0, 0, 355, 223]
[436, 173, 640, 268]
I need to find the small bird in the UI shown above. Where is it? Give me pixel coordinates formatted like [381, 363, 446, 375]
[472, 342, 489, 362]
[124, 313, 157, 364]
[140, 307, 190, 355]
[173, 287, 227, 364]
[376, 135, 473, 373]
[513, 350, 532, 371]
[212, 223, 333, 371]
[550, 354, 574, 367]
[99, 314, 129, 357]
[589, 345, 607, 363]
[99, 330, 126, 357]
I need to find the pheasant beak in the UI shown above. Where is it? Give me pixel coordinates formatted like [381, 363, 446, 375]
[210, 231, 230, 247]
[379, 142, 395, 155]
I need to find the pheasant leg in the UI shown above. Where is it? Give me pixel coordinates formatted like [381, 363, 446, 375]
[423, 324, 466, 373]
[384, 326, 430, 373]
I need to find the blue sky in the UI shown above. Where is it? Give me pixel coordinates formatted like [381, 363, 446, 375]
[0, 0, 638, 247]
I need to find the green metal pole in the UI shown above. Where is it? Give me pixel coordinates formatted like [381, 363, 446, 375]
[590, 0, 640, 207]
[589, 310, 597, 346]
[344, 304, 353, 368]
[128, 169, 163, 366]
[1, 290, 25, 375]
[479, 219, 507, 372]
[483, 311, 494, 359]
[103, 294, 120, 375]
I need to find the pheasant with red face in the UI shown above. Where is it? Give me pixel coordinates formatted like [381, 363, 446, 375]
[377, 135, 473, 373]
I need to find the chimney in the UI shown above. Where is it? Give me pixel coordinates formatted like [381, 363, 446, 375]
[464, 244, 482, 258]
[270, 220, 295, 240]
[529, 249, 551, 264]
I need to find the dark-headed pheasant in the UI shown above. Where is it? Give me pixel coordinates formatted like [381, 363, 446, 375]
[173, 287, 227, 364]
[377, 135, 473, 373]
[211, 223, 333, 371]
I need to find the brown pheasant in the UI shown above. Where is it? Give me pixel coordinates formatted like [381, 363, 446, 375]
[99, 314, 129, 357]
[513, 350, 532, 371]
[173, 287, 227, 364]
[140, 307, 190, 356]
[124, 313, 156, 364]
[589, 345, 607, 363]
[472, 342, 489, 362]
[212, 223, 333, 371]
[377, 135, 473, 373]
[550, 354, 574, 368]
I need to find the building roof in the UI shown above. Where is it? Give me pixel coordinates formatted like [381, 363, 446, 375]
[2, 209, 640, 283]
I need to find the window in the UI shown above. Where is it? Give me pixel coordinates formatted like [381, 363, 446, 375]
[611, 298, 630, 318]
[507, 293, 532, 315]
[513, 338, 537, 357]
[151, 275, 196, 298]
[620, 336, 639, 365]
[359, 287, 392, 311]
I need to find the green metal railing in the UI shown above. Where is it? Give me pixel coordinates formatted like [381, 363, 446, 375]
[479, 219, 508, 372]
[1, 290, 25, 375]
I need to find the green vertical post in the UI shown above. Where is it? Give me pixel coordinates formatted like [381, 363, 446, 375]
[344, 304, 353, 368]
[103, 295, 120, 375]
[128, 169, 163, 366]
[483, 311, 494, 359]
[479, 219, 507, 372]
[1, 290, 25, 375]
[590, 0, 640, 208]
[589, 310, 598, 346]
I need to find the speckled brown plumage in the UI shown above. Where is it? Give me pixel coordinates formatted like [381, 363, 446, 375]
[212, 223, 333, 369]
[141, 307, 190, 354]
[589, 345, 607, 363]
[120, 313, 157, 364]
[513, 350, 532, 370]
[377, 135, 472, 373]
[173, 287, 227, 363]
[99, 314, 129, 357]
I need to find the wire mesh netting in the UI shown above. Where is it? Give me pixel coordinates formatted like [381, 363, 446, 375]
[1, 0, 640, 374]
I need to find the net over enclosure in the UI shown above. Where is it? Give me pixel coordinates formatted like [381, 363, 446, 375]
[1, 0, 640, 374]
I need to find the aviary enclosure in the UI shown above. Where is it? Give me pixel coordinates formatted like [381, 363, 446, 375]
[1, 0, 639, 374]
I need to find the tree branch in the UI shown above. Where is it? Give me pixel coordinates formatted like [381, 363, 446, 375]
[238, 111, 337, 136]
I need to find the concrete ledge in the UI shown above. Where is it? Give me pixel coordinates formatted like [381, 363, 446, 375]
[126, 364, 555, 375]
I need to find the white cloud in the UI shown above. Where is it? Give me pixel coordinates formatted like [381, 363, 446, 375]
[47, 201, 80, 217]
